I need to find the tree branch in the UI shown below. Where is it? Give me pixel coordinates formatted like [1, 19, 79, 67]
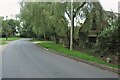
[65, 11, 71, 20]
[61, 15, 66, 20]
[74, 2, 86, 17]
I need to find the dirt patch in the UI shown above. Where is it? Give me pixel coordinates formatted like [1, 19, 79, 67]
[74, 45, 119, 66]
[100, 54, 118, 65]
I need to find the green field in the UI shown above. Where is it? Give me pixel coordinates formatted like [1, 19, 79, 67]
[0, 37, 21, 45]
[37, 41, 119, 69]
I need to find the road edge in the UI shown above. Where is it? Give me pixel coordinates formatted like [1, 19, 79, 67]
[34, 43, 119, 74]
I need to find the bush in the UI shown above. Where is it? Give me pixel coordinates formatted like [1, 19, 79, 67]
[95, 25, 118, 55]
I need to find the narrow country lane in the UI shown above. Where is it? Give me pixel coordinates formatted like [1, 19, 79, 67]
[2, 39, 118, 78]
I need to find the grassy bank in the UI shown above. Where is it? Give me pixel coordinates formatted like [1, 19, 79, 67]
[0, 37, 21, 45]
[0, 37, 21, 41]
[0, 41, 7, 45]
[36, 41, 119, 69]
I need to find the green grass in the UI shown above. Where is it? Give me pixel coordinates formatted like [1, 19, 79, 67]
[37, 41, 119, 69]
[0, 41, 7, 45]
[0, 37, 21, 45]
[0, 37, 20, 41]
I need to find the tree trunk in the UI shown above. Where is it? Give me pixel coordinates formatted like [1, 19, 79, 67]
[72, 15, 75, 48]
[5, 33, 8, 40]
[54, 33, 59, 44]
[6, 37, 7, 40]
[44, 34, 46, 40]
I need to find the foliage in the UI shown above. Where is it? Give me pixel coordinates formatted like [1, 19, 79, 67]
[20, 2, 68, 42]
[2, 19, 20, 38]
[20, 1, 119, 57]
[95, 13, 119, 55]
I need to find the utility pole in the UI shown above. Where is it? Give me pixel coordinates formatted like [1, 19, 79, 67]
[70, 0, 73, 50]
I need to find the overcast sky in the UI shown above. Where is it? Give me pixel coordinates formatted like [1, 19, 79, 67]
[0, 0, 120, 18]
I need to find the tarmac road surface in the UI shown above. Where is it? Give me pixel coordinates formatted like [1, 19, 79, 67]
[2, 39, 118, 78]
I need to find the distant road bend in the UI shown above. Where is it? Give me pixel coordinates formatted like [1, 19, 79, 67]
[2, 39, 118, 78]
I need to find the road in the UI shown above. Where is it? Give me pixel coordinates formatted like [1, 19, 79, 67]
[2, 39, 118, 78]
[0, 46, 2, 79]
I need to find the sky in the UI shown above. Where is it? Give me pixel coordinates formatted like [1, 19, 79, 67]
[0, 0, 120, 19]
[0, 0, 20, 18]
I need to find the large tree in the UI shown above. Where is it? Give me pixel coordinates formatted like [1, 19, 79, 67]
[20, 2, 68, 42]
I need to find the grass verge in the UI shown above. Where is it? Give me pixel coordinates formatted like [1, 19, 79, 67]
[0, 41, 7, 45]
[0, 37, 21, 45]
[0, 37, 21, 41]
[37, 41, 119, 69]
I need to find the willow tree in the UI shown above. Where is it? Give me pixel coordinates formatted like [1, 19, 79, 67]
[20, 2, 68, 42]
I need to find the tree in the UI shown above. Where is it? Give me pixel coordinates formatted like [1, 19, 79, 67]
[64, 2, 86, 49]
[2, 20, 11, 40]
[20, 2, 68, 42]
[95, 12, 119, 56]
[2, 19, 20, 40]
[8, 19, 20, 36]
